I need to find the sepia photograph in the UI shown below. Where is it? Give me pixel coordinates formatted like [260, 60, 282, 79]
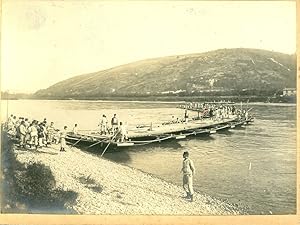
[0, 0, 298, 224]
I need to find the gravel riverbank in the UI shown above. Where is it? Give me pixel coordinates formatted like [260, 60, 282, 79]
[11, 143, 244, 215]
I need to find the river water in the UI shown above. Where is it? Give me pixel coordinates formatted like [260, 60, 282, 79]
[1, 100, 296, 215]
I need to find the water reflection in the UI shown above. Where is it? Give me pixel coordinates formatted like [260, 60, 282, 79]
[216, 130, 234, 135]
[103, 150, 132, 164]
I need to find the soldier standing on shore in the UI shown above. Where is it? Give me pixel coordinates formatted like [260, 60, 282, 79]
[19, 121, 27, 148]
[28, 120, 38, 149]
[59, 126, 68, 152]
[181, 151, 196, 202]
[46, 122, 55, 144]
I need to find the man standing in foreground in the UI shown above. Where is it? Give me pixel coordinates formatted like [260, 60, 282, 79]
[181, 151, 195, 202]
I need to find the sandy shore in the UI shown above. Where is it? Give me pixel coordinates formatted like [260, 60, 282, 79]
[12, 143, 243, 215]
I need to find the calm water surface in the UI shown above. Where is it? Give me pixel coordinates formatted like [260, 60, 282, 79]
[1, 100, 296, 214]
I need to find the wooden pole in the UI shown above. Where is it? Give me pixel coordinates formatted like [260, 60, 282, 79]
[70, 137, 83, 148]
[100, 141, 112, 157]
[86, 137, 109, 149]
[101, 131, 118, 157]
[247, 107, 253, 112]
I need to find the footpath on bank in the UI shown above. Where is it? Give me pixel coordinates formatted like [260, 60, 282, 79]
[2, 137, 245, 215]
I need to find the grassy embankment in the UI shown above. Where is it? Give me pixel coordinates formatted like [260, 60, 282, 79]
[1, 133, 77, 214]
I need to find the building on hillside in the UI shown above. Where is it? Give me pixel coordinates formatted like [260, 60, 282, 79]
[282, 88, 296, 96]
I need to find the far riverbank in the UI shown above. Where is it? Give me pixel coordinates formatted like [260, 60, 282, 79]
[1, 94, 296, 103]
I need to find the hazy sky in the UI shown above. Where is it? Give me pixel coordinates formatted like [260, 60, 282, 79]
[1, 1, 296, 93]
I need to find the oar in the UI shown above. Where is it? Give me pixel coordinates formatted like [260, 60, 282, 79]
[70, 137, 83, 148]
[86, 136, 110, 149]
[101, 131, 119, 157]
[86, 134, 112, 149]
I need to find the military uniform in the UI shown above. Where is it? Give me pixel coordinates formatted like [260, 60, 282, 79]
[100, 116, 108, 134]
[72, 126, 78, 135]
[19, 124, 27, 147]
[47, 124, 55, 144]
[111, 116, 119, 135]
[182, 157, 195, 200]
[60, 129, 67, 151]
[119, 124, 128, 142]
[29, 124, 38, 147]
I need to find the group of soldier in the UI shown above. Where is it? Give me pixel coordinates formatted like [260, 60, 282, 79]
[98, 114, 128, 142]
[201, 103, 250, 121]
[201, 104, 236, 120]
[5, 114, 64, 150]
[5, 112, 129, 152]
[166, 103, 249, 126]
[5, 114, 196, 202]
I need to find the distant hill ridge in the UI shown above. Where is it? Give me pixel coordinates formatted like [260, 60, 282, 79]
[35, 48, 296, 99]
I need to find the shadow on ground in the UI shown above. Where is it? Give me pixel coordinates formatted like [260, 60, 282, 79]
[1, 132, 78, 214]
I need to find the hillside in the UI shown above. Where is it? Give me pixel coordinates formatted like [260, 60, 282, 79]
[35, 48, 296, 99]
